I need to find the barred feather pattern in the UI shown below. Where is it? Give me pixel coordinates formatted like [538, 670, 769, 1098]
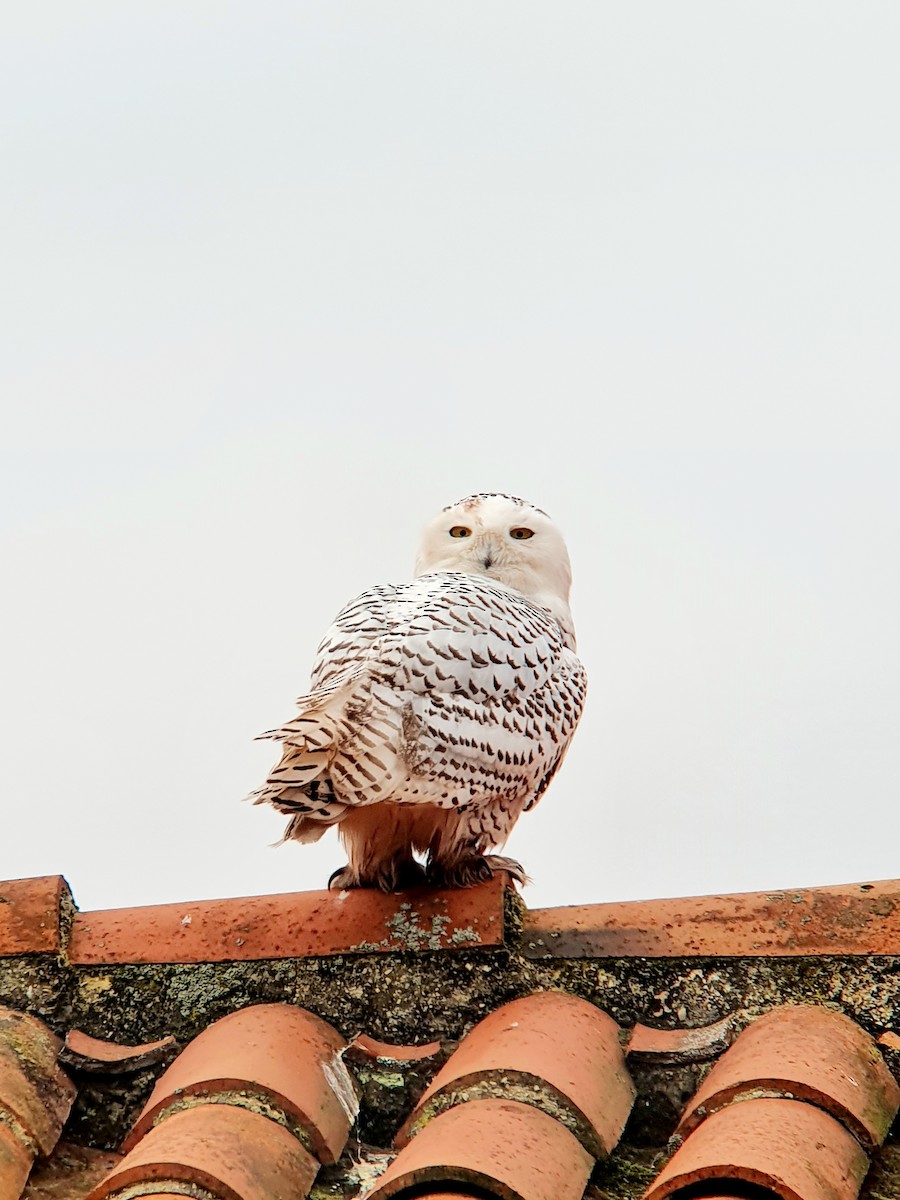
[249, 571, 586, 879]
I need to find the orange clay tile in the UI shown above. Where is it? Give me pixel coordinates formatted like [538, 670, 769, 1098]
[397, 992, 634, 1157]
[0, 1008, 76, 1157]
[646, 1098, 869, 1200]
[87, 1103, 318, 1200]
[0, 877, 68, 957]
[344, 1033, 445, 1064]
[370, 1098, 594, 1200]
[676, 1005, 900, 1151]
[60, 1030, 176, 1074]
[627, 1015, 735, 1065]
[23, 1144, 122, 1200]
[0, 1123, 32, 1200]
[524, 879, 900, 958]
[124, 1003, 354, 1164]
[69, 874, 508, 964]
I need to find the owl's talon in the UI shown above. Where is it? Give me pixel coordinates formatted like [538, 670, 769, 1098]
[328, 864, 359, 890]
[390, 859, 428, 891]
[427, 853, 529, 889]
[425, 854, 500, 889]
[427, 855, 491, 888]
[483, 855, 529, 886]
[328, 859, 427, 893]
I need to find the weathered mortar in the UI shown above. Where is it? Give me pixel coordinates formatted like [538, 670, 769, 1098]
[53, 953, 900, 1050]
[0, 957, 69, 1024]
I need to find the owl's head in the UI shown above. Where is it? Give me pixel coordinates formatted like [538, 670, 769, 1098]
[415, 493, 576, 644]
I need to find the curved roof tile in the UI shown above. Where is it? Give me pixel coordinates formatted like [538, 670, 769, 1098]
[647, 1097, 869, 1200]
[124, 1003, 355, 1165]
[87, 1104, 319, 1200]
[371, 1098, 594, 1200]
[676, 1004, 900, 1151]
[397, 991, 634, 1157]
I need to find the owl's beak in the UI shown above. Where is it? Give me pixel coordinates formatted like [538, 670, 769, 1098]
[476, 532, 504, 571]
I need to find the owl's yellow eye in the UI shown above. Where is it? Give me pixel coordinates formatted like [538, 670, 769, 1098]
[509, 527, 534, 540]
[449, 525, 472, 538]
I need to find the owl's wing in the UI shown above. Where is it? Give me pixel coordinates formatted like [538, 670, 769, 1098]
[315, 573, 586, 808]
[253, 573, 585, 824]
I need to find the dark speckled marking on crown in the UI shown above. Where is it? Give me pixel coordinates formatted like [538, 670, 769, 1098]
[444, 493, 550, 517]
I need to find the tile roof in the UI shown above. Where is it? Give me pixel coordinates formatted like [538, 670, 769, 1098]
[3, 872, 900, 1200]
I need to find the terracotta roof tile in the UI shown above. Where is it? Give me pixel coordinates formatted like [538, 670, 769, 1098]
[7, 872, 900, 966]
[0, 1123, 32, 1200]
[6, 868, 900, 1200]
[59, 1031, 176, 1075]
[68, 874, 508, 964]
[87, 1103, 319, 1200]
[401, 1195, 479, 1200]
[525, 879, 900, 957]
[676, 1005, 900, 1151]
[124, 1003, 355, 1165]
[0, 878, 69, 958]
[0, 1007, 76, 1157]
[22, 1144, 121, 1200]
[370, 1098, 595, 1200]
[106, 1195, 182, 1200]
[397, 991, 634, 1158]
[646, 1097, 869, 1200]
[626, 1015, 735, 1065]
[344, 1034, 445, 1064]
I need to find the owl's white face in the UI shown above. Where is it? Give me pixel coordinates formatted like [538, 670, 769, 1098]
[415, 494, 574, 617]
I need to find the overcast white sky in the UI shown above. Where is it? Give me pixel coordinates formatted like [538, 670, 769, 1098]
[2, 4, 899, 914]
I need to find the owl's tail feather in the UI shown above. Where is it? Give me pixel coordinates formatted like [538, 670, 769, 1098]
[280, 805, 348, 844]
[246, 770, 348, 843]
[247, 676, 368, 843]
[245, 706, 349, 845]
[255, 714, 336, 749]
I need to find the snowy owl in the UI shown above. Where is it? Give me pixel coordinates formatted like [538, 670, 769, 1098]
[248, 493, 586, 891]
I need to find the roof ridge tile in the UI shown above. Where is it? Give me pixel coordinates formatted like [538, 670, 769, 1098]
[0, 878, 71, 959]
[524, 879, 900, 958]
[68, 876, 510, 965]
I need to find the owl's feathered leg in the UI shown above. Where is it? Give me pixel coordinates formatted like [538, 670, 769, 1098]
[423, 808, 528, 888]
[331, 804, 427, 892]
